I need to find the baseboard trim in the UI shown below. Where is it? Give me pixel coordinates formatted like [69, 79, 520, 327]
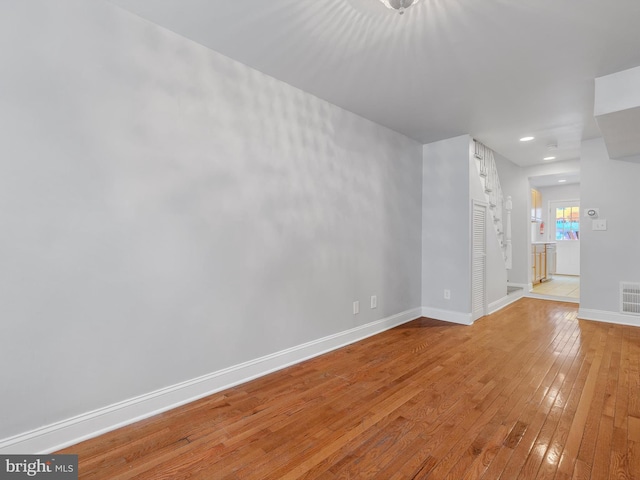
[488, 292, 523, 315]
[0, 307, 423, 455]
[421, 306, 473, 325]
[578, 308, 640, 327]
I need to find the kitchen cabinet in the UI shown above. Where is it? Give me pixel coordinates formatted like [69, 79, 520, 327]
[545, 243, 556, 278]
[532, 243, 546, 283]
[532, 242, 556, 284]
[531, 188, 542, 222]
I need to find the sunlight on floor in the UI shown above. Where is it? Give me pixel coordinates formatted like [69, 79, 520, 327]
[532, 275, 580, 299]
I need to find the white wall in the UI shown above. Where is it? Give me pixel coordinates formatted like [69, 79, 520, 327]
[493, 153, 529, 286]
[421, 136, 508, 321]
[422, 136, 471, 316]
[0, 0, 423, 443]
[580, 138, 640, 315]
[469, 148, 507, 307]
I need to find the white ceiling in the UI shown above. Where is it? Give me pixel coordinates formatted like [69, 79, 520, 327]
[109, 0, 640, 166]
[529, 173, 580, 188]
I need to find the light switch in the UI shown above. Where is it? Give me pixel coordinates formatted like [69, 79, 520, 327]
[592, 219, 607, 231]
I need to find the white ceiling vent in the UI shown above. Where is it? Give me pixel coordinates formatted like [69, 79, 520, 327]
[620, 282, 640, 315]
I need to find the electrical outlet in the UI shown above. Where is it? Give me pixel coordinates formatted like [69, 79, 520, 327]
[353, 301, 359, 315]
[444, 289, 451, 300]
[371, 295, 377, 309]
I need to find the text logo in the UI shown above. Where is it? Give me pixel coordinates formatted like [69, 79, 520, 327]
[0, 455, 77, 479]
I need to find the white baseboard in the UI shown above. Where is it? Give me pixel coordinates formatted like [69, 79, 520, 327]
[421, 306, 473, 325]
[488, 292, 523, 315]
[0, 307, 423, 455]
[578, 308, 640, 327]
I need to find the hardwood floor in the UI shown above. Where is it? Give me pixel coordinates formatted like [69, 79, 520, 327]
[58, 298, 640, 479]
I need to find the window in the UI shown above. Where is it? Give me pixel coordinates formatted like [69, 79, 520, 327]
[555, 206, 579, 240]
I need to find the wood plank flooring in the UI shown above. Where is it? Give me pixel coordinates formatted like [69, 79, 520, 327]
[58, 298, 640, 479]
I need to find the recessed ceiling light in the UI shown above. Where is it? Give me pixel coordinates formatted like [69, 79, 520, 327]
[558, 179, 567, 183]
[520, 136, 535, 142]
[543, 156, 556, 161]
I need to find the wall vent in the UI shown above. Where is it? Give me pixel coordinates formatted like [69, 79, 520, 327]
[620, 282, 640, 315]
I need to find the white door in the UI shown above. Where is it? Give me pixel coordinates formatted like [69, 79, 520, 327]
[549, 200, 580, 275]
[472, 202, 487, 321]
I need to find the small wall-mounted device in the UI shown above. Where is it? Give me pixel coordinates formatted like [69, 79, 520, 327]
[585, 208, 599, 219]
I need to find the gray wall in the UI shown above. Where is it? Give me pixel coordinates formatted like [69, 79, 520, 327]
[0, 0, 423, 440]
[469, 149, 507, 306]
[580, 138, 640, 312]
[493, 153, 530, 285]
[421, 136, 508, 316]
[422, 135, 471, 313]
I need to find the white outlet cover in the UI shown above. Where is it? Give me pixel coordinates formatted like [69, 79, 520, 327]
[353, 301, 359, 315]
[592, 219, 607, 231]
[370, 296, 377, 309]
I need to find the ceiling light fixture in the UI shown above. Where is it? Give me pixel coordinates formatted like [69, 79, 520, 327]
[520, 136, 535, 142]
[543, 156, 556, 161]
[558, 179, 567, 183]
[378, 0, 423, 14]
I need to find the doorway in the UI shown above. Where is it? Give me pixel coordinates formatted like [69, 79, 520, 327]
[528, 176, 580, 302]
[549, 200, 580, 275]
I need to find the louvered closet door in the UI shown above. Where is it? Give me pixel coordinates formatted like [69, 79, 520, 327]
[472, 202, 487, 321]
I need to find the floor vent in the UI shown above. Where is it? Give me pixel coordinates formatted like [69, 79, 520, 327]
[620, 282, 640, 315]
